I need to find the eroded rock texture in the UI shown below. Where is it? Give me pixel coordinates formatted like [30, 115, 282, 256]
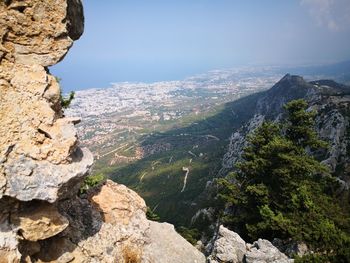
[0, 0, 88, 261]
[0, 1, 206, 262]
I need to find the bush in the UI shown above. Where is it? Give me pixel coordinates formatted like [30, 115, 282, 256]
[60, 91, 75, 109]
[146, 207, 160, 221]
[80, 173, 106, 194]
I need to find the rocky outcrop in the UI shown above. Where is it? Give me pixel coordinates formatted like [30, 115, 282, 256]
[0, 1, 206, 262]
[0, 0, 91, 204]
[30, 180, 205, 263]
[207, 226, 292, 263]
[0, 0, 91, 261]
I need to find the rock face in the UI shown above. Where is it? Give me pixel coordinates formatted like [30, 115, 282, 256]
[207, 226, 292, 263]
[0, 0, 91, 261]
[0, 1, 206, 262]
[0, 0, 91, 204]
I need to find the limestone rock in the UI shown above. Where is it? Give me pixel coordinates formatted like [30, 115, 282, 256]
[206, 226, 293, 263]
[272, 238, 309, 258]
[33, 180, 205, 263]
[207, 225, 247, 263]
[3, 148, 93, 202]
[142, 221, 206, 263]
[0, 250, 21, 263]
[0, 212, 21, 263]
[90, 180, 147, 225]
[32, 181, 149, 262]
[0, 0, 207, 262]
[245, 239, 293, 263]
[0, 0, 91, 259]
[0, 0, 91, 204]
[11, 203, 69, 241]
[0, 0, 84, 66]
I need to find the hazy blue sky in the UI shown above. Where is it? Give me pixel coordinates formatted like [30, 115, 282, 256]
[51, 0, 350, 92]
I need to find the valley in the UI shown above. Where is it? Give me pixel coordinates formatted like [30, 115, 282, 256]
[66, 65, 350, 229]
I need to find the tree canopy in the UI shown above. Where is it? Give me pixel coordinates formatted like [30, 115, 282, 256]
[218, 99, 350, 262]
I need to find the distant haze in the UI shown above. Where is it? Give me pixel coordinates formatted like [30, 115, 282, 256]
[51, 0, 350, 92]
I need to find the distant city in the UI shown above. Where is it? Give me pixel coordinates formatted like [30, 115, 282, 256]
[66, 67, 283, 160]
[66, 63, 349, 166]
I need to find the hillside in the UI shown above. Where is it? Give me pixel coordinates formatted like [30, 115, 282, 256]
[110, 74, 350, 229]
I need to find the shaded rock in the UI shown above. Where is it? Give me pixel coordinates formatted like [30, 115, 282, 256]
[11, 203, 69, 241]
[66, 0, 84, 40]
[273, 238, 309, 258]
[18, 240, 41, 259]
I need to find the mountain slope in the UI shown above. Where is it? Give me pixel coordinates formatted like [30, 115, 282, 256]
[111, 74, 350, 229]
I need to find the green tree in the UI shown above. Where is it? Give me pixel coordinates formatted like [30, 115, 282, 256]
[55, 76, 75, 109]
[218, 99, 350, 261]
[60, 91, 75, 109]
[284, 99, 327, 149]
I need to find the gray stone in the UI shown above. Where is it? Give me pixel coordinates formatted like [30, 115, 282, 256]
[207, 225, 247, 263]
[245, 239, 293, 263]
[142, 221, 206, 263]
[4, 147, 93, 203]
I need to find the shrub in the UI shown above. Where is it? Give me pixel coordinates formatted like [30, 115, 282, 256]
[80, 173, 106, 194]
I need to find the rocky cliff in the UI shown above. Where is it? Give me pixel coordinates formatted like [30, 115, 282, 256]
[0, 1, 205, 262]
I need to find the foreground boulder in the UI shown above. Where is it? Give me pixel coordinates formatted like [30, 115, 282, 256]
[207, 226, 292, 263]
[32, 180, 205, 263]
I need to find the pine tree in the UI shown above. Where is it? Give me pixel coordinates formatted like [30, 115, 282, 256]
[218, 99, 350, 261]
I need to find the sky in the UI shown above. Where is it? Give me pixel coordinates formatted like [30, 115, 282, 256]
[51, 0, 350, 92]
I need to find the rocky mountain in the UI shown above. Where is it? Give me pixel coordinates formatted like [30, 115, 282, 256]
[1, 0, 349, 262]
[0, 1, 205, 262]
[220, 74, 350, 186]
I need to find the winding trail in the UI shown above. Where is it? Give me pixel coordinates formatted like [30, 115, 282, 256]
[139, 172, 147, 183]
[181, 167, 190, 193]
[99, 143, 128, 158]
